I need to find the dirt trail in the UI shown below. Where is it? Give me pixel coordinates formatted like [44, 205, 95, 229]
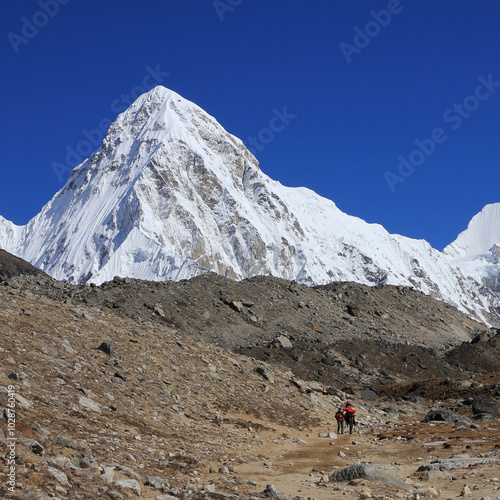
[236, 421, 500, 499]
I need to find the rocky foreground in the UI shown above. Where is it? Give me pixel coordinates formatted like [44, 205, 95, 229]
[0, 254, 500, 499]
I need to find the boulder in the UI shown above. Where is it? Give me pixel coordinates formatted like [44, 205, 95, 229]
[79, 396, 101, 413]
[347, 303, 361, 317]
[272, 336, 292, 348]
[256, 367, 275, 383]
[329, 464, 408, 489]
[472, 397, 499, 418]
[264, 484, 290, 500]
[424, 409, 461, 423]
[353, 389, 379, 401]
[116, 479, 142, 496]
[96, 342, 114, 356]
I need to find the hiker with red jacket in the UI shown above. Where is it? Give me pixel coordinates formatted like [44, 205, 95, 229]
[335, 407, 345, 434]
[343, 401, 357, 434]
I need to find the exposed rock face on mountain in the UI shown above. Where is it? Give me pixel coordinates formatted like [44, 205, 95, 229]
[0, 87, 499, 325]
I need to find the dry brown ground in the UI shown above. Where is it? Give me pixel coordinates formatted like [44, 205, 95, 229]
[233, 418, 500, 500]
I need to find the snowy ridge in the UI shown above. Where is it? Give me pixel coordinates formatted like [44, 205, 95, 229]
[444, 203, 500, 301]
[444, 203, 500, 259]
[1, 86, 499, 326]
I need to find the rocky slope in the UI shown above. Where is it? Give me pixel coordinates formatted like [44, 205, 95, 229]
[0, 87, 499, 326]
[1, 259, 500, 499]
[0, 250, 49, 280]
[4, 268, 500, 390]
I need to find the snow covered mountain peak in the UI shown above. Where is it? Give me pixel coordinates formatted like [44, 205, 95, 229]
[444, 203, 500, 259]
[1, 87, 500, 326]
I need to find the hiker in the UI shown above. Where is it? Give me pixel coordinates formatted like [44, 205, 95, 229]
[343, 401, 357, 434]
[335, 407, 345, 434]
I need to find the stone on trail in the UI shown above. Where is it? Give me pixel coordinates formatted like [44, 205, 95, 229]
[419, 486, 439, 498]
[460, 484, 472, 496]
[264, 484, 291, 500]
[328, 464, 409, 490]
[417, 456, 499, 471]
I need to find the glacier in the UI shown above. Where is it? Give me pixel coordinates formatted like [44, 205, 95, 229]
[0, 86, 499, 326]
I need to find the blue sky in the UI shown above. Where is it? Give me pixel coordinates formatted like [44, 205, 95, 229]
[2, 0, 499, 250]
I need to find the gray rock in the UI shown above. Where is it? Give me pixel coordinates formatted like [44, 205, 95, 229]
[79, 396, 101, 413]
[154, 496, 179, 500]
[107, 492, 124, 500]
[229, 300, 244, 312]
[116, 478, 142, 496]
[307, 381, 324, 393]
[55, 435, 80, 449]
[97, 341, 115, 355]
[264, 484, 290, 500]
[272, 335, 292, 348]
[256, 367, 275, 384]
[154, 304, 166, 317]
[424, 409, 461, 423]
[145, 475, 166, 491]
[19, 493, 37, 500]
[328, 464, 409, 490]
[60, 339, 76, 354]
[49, 456, 78, 470]
[24, 438, 43, 454]
[472, 397, 499, 418]
[353, 389, 379, 401]
[100, 466, 115, 484]
[114, 463, 142, 480]
[47, 466, 72, 488]
[417, 457, 499, 471]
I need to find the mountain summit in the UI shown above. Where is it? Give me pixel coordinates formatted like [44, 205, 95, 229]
[1, 86, 499, 325]
[444, 203, 500, 260]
